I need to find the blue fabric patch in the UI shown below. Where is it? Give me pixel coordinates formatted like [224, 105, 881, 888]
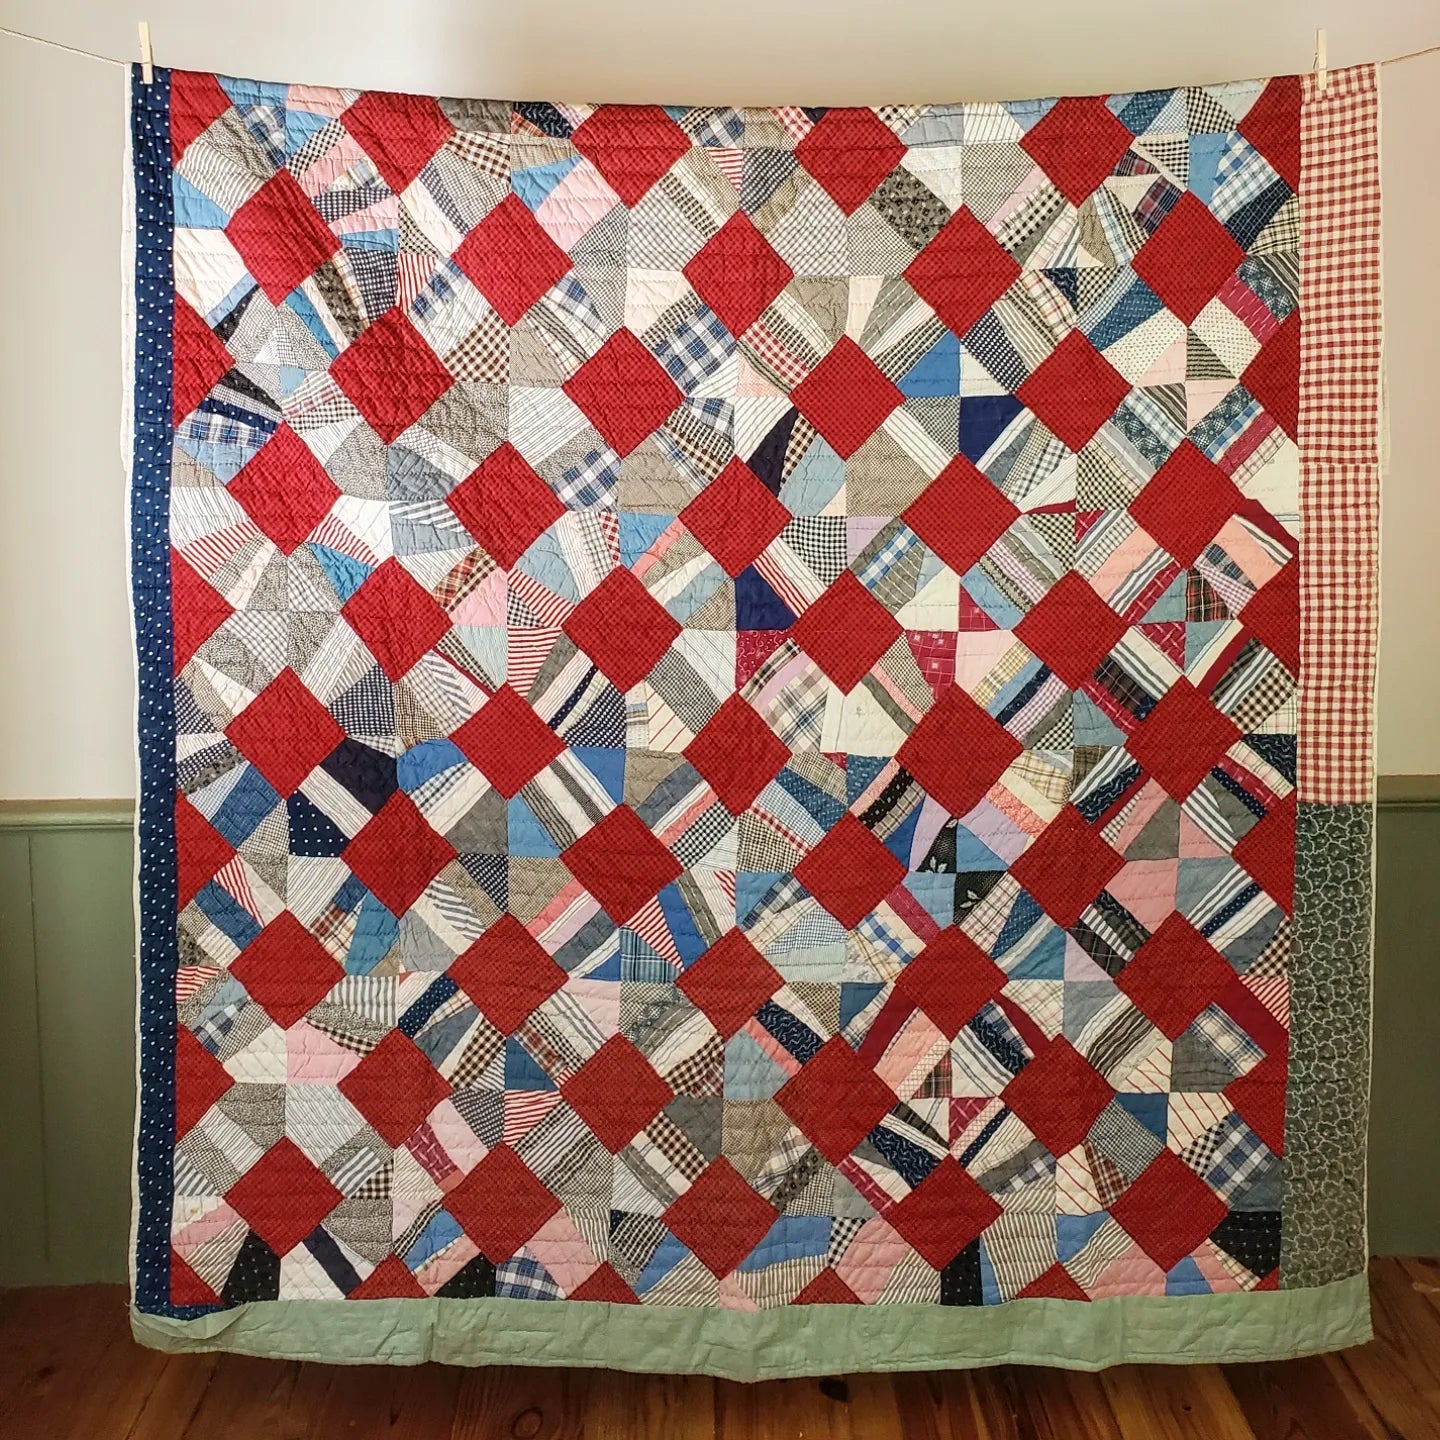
[619, 513, 673, 569]
[398, 739, 466, 793]
[346, 895, 401, 975]
[173, 175, 230, 229]
[960, 394, 1024, 464]
[505, 1037, 558, 1091]
[508, 796, 562, 857]
[735, 566, 796, 629]
[195, 882, 263, 950]
[211, 766, 281, 845]
[739, 1215, 831, 1271]
[573, 746, 625, 804]
[899, 331, 961, 397]
[513, 156, 580, 211]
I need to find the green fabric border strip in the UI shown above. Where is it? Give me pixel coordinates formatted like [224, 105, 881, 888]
[131, 1274, 1370, 1379]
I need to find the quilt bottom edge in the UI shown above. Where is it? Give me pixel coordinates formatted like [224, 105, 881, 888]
[129, 1272, 1370, 1380]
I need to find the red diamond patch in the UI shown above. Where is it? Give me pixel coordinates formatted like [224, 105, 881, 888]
[226, 1137, 342, 1256]
[1238, 75, 1302, 193]
[228, 912, 342, 1029]
[171, 1256, 222, 1308]
[684, 210, 794, 337]
[895, 928, 1005, 1038]
[341, 89, 454, 193]
[664, 1158, 778, 1278]
[1225, 1050, 1287, 1156]
[905, 207, 1021, 337]
[1013, 571, 1129, 690]
[453, 193, 574, 326]
[451, 685, 565, 798]
[339, 1030, 453, 1146]
[563, 567, 682, 692]
[1126, 678, 1241, 800]
[1239, 558, 1300, 676]
[886, 1157, 1002, 1269]
[1009, 806, 1123, 930]
[445, 1145, 560, 1262]
[170, 69, 231, 163]
[562, 1035, 674, 1153]
[1242, 310, 1300, 442]
[226, 667, 343, 798]
[680, 459, 791, 578]
[564, 804, 683, 923]
[902, 456, 1018, 576]
[445, 442, 565, 569]
[351, 1255, 427, 1300]
[330, 308, 454, 444]
[1133, 192, 1246, 325]
[790, 571, 903, 693]
[1019, 96, 1134, 206]
[1017, 330, 1131, 452]
[1117, 912, 1237, 1040]
[795, 813, 907, 929]
[175, 1025, 233, 1138]
[171, 549, 234, 672]
[790, 336, 904, 460]
[228, 425, 339, 555]
[1232, 791, 1296, 916]
[342, 558, 453, 681]
[776, 1036, 897, 1163]
[1002, 1038, 1114, 1156]
[1109, 1148, 1227, 1273]
[570, 1263, 640, 1304]
[175, 791, 235, 909]
[343, 793, 457, 916]
[795, 107, 906, 215]
[173, 294, 232, 423]
[563, 327, 683, 457]
[449, 913, 567, 1033]
[897, 685, 1021, 816]
[685, 693, 790, 814]
[1019, 1264, 1090, 1302]
[677, 929, 783, 1040]
[1128, 441, 1243, 566]
[794, 1268, 861, 1305]
[226, 170, 339, 304]
[570, 104, 691, 207]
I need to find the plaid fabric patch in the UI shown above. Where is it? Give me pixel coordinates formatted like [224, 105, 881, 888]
[658, 308, 735, 392]
[496, 1255, 561, 1301]
[1296, 66, 1382, 802]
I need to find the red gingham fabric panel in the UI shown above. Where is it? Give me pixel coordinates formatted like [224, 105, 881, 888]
[1298, 64, 1382, 803]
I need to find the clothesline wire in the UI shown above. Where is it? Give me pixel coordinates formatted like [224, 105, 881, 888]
[0, 24, 120, 65]
[1, 21, 1438, 77]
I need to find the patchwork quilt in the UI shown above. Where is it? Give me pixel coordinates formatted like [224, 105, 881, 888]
[128, 62, 1381, 1376]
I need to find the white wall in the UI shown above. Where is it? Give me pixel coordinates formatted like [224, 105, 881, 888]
[1376, 51, 1440, 776]
[0, 4, 1435, 797]
[0, 33, 132, 799]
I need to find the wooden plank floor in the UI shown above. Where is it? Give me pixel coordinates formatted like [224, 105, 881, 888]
[1, 1258, 1437, 1439]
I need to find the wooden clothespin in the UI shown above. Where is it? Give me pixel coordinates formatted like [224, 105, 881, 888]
[138, 20, 153, 83]
[1314, 28, 1328, 95]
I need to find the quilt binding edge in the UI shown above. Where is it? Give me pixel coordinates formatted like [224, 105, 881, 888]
[126, 62, 1381, 1368]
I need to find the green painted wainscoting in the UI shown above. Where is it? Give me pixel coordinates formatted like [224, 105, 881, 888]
[0, 798, 1435, 1287]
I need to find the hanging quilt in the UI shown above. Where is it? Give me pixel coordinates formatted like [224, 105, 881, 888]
[128, 62, 1381, 1376]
